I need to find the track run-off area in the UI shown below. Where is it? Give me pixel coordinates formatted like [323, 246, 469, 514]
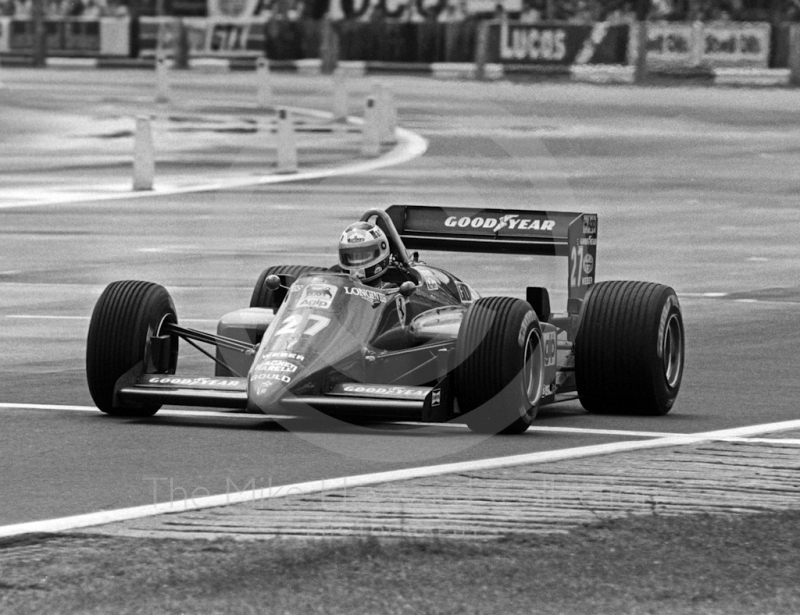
[1, 68, 799, 536]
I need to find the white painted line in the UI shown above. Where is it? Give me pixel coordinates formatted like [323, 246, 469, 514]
[0, 403, 283, 420]
[3, 417, 800, 538]
[0, 404, 675, 437]
[5, 315, 218, 324]
[0, 122, 428, 210]
[8, 402, 790, 441]
[528, 426, 678, 438]
[0, 403, 100, 412]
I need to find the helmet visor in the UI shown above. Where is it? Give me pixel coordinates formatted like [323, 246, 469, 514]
[341, 247, 381, 267]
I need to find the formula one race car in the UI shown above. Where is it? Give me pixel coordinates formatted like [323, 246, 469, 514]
[86, 205, 685, 434]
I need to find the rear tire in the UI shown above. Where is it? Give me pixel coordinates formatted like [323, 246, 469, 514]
[574, 280, 684, 415]
[250, 265, 328, 312]
[86, 281, 178, 417]
[455, 297, 544, 435]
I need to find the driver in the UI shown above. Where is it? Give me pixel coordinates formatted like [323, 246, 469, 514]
[338, 221, 393, 287]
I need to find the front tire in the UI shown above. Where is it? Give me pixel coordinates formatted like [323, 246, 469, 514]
[454, 297, 544, 435]
[574, 280, 684, 415]
[86, 281, 178, 416]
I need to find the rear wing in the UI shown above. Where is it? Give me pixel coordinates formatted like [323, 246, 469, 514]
[385, 205, 598, 303]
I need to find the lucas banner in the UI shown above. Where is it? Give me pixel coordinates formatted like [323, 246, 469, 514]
[493, 22, 629, 65]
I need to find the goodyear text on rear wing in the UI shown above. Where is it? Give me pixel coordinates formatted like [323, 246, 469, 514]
[384, 204, 598, 305]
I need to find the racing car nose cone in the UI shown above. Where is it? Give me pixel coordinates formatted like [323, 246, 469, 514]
[246, 353, 305, 413]
[247, 375, 289, 413]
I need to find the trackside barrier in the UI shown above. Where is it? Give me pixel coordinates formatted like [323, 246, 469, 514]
[571, 64, 635, 84]
[789, 24, 800, 85]
[374, 83, 397, 145]
[155, 50, 170, 103]
[361, 96, 380, 157]
[276, 108, 298, 173]
[713, 67, 789, 86]
[336, 60, 366, 77]
[296, 58, 322, 75]
[256, 56, 272, 108]
[0, 18, 129, 56]
[0, 18, 10, 54]
[132, 116, 155, 191]
[332, 69, 348, 121]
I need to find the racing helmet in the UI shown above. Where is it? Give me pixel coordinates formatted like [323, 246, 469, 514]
[338, 221, 391, 283]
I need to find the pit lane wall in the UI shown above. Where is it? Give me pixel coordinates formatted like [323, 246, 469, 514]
[0, 16, 786, 70]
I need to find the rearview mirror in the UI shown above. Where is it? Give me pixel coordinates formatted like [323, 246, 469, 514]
[265, 275, 282, 291]
[399, 281, 417, 297]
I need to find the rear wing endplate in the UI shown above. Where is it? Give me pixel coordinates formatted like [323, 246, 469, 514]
[385, 205, 598, 303]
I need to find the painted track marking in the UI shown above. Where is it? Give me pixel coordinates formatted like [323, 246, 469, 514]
[5, 404, 797, 444]
[5, 315, 218, 325]
[0, 122, 428, 210]
[1, 406, 800, 538]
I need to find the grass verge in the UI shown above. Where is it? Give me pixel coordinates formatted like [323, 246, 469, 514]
[1, 510, 799, 615]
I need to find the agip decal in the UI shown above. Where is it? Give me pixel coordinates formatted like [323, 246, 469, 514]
[293, 283, 338, 310]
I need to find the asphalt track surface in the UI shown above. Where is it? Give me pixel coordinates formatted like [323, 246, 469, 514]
[1, 70, 799, 529]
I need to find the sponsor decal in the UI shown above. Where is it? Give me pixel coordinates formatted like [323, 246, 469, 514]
[583, 214, 598, 235]
[342, 385, 428, 398]
[543, 331, 557, 367]
[295, 283, 337, 310]
[254, 373, 292, 384]
[256, 381, 277, 394]
[444, 214, 555, 233]
[261, 351, 305, 362]
[581, 276, 594, 286]
[251, 371, 294, 382]
[415, 267, 439, 291]
[344, 286, 388, 304]
[579, 237, 597, 246]
[146, 376, 241, 388]
[657, 295, 678, 359]
[431, 389, 441, 407]
[456, 282, 472, 303]
[253, 360, 298, 374]
[582, 253, 594, 275]
[500, 23, 568, 62]
[519, 311, 536, 347]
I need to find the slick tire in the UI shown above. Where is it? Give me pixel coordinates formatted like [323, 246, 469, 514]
[455, 297, 545, 435]
[86, 281, 178, 417]
[574, 280, 684, 416]
[250, 265, 328, 312]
